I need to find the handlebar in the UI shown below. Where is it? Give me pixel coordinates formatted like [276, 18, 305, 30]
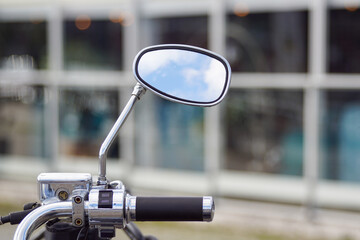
[13, 194, 214, 240]
[13, 202, 73, 240]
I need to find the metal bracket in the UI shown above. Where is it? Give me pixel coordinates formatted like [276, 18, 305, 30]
[97, 84, 146, 185]
[72, 189, 87, 227]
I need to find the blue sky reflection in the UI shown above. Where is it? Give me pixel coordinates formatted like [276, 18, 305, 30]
[138, 49, 226, 103]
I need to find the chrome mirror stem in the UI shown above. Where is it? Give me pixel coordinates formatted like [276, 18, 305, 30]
[98, 83, 146, 185]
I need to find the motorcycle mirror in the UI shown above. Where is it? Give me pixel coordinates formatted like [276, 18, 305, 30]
[133, 44, 231, 106]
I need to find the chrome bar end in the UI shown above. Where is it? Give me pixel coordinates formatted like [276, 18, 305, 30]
[202, 196, 215, 222]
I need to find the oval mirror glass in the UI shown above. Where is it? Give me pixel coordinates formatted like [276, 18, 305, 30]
[133, 44, 231, 106]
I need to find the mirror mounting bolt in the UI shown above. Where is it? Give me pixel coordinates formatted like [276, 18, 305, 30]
[97, 175, 108, 186]
[132, 83, 146, 100]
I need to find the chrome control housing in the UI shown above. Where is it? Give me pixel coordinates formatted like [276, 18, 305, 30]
[37, 173, 92, 203]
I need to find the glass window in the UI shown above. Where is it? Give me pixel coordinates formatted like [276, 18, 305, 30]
[135, 16, 208, 171]
[135, 95, 204, 171]
[321, 90, 360, 182]
[224, 89, 304, 176]
[0, 22, 47, 69]
[59, 88, 120, 159]
[64, 19, 123, 70]
[329, 9, 360, 73]
[0, 85, 45, 158]
[226, 11, 308, 72]
[142, 16, 208, 48]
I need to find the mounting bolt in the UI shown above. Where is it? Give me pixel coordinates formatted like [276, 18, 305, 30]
[74, 196, 82, 204]
[58, 190, 69, 201]
[74, 218, 83, 226]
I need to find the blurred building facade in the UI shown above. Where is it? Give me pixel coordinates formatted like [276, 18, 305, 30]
[1, 0, 360, 212]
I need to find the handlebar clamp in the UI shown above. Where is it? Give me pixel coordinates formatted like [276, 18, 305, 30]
[71, 189, 87, 228]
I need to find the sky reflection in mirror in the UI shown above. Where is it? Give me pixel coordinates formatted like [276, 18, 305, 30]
[137, 49, 226, 103]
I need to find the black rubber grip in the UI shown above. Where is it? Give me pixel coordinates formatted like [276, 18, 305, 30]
[135, 197, 203, 221]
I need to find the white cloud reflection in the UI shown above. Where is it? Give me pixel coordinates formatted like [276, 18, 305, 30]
[204, 59, 226, 100]
[183, 68, 201, 86]
[138, 50, 196, 77]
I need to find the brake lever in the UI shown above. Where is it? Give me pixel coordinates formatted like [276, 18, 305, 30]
[124, 222, 157, 240]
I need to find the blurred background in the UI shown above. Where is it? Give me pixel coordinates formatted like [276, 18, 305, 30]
[1, 0, 360, 239]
